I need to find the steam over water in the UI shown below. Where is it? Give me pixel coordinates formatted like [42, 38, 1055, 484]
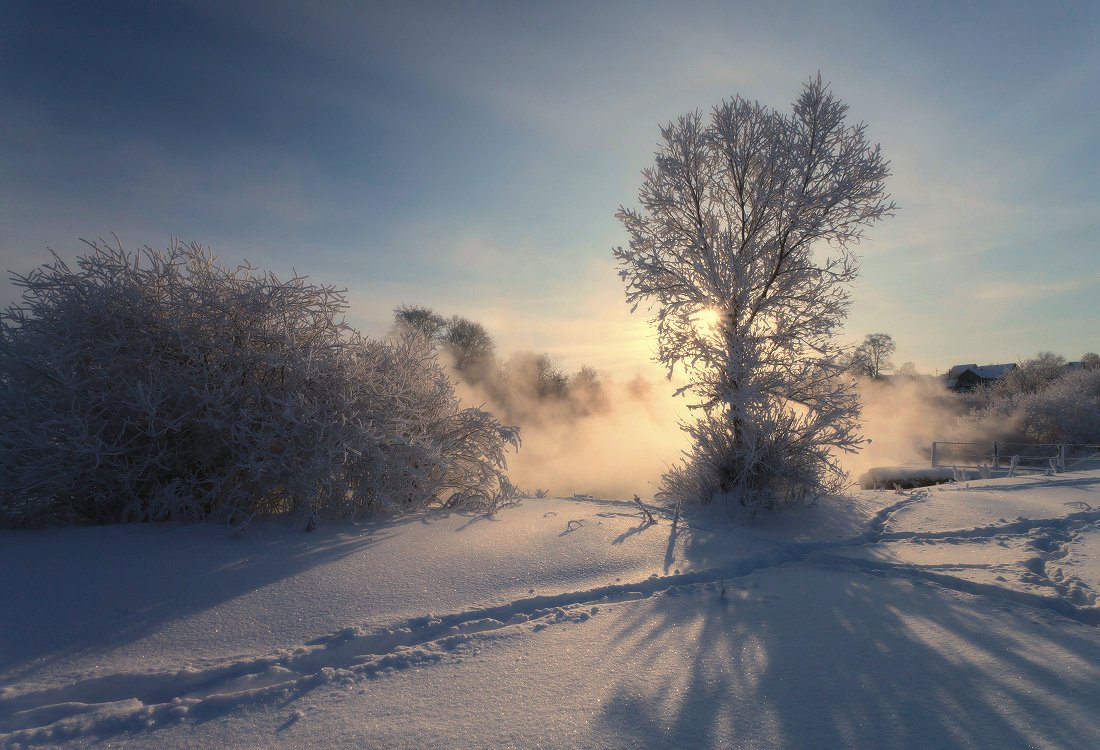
[458, 365, 1009, 500]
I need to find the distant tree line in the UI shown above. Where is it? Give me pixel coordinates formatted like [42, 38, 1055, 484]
[964, 351, 1100, 445]
[393, 305, 610, 425]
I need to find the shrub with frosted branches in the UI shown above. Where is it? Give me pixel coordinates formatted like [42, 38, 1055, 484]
[967, 364, 1100, 446]
[1020, 368, 1100, 444]
[0, 239, 519, 526]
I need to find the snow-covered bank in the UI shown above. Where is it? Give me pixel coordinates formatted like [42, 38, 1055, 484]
[3, 473, 1100, 748]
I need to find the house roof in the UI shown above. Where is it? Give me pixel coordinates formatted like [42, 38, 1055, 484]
[944, 363, 1017, 389]
[971, 363, 1016, 379]
[945, 364, 978, 380]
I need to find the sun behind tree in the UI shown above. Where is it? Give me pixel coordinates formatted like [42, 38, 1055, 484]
[614, 74, 895, 515]
[692, 307, 722, 332]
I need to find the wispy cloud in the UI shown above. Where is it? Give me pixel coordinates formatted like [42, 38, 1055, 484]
[972, 277, 1098, 303]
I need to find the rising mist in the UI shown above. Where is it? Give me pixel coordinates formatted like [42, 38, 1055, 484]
[453, 367, 689, 500]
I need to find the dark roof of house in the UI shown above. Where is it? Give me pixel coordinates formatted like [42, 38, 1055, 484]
[944, 363, 1017, 389]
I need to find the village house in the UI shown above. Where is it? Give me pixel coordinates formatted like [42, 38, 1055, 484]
[943, 363, 1016, 392]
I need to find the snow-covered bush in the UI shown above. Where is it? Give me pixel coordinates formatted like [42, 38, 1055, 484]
[0, 240, 519, 526]
[974, 352, 1068, 405]
[1022, 368, 1100, 443]
[969, 366, 1100, 445]
[662, 403, 846, 513]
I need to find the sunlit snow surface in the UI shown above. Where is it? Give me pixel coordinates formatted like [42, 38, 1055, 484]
[2, 473, 1100, 748]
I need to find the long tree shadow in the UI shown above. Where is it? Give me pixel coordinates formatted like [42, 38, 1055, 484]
[662, 493, 883, 573]
[663, 511, 680, 573]
[596, 564, 1100, 748]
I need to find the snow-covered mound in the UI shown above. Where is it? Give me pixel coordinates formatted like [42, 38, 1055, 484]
[3, 474, 1100, 748]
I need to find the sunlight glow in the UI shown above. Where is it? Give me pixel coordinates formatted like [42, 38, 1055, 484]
[693, 307, 722, 331]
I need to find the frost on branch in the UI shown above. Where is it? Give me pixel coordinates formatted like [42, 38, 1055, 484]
[0, 239, 519, 526]
[614, 75, 894, 515]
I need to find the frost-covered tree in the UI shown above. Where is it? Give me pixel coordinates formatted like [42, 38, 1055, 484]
[569, 365, 609, 414]
[0, 240, 520, 526]
[531, 353, 569, 399]
[1081, 352, 1099, 370]
[984, 351, 1067, 398]
[851, 332, 896, 379]
[443, 315, 496, 379]
[1017, 367, 1100, 444]
[394, 304, 448, 341]
[614, 75, 894, 513]
[391, 306, 610, 422]
[895, 361, 918, 378]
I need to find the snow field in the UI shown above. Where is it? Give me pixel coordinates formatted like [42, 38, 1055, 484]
[3, 472, 1100, 748]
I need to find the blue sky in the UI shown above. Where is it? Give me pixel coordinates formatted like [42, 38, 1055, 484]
[2, 0, 1098, 378]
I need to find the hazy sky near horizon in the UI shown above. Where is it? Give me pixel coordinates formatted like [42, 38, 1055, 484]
[2, 0, 1098, 379]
